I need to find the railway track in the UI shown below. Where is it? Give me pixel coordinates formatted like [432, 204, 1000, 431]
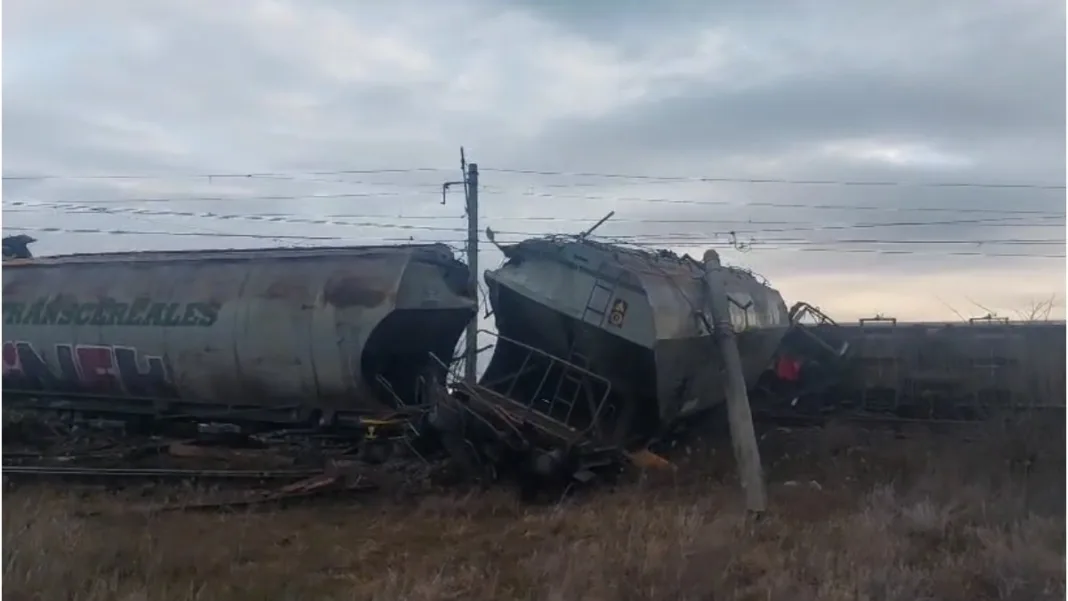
[1, 460, 382, 516]
[1, 464, 323, 483]
[4, 400, 1058, 496]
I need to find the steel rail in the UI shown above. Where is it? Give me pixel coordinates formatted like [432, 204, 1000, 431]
[1, 465, 321, 481]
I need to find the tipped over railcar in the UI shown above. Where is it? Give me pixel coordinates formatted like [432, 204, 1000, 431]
[477, 236, 792, 446]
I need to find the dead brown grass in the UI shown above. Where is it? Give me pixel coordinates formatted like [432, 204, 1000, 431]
[4, 421, 1065, 601]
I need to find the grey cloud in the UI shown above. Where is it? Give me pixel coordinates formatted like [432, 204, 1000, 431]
[2, 0, 1064, 316]
[520, 69, 1062, 170]
[501, 0, 1064, 185]
[482, 0, 1066, 279]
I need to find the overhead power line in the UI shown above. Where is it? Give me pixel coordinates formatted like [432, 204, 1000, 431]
[1, 226, 340, 241]
[3, 165, 1064, 190]
[11, 205, 1060, 232]
[482, 167, 1067, 191]
[747, 238, 1062, 246]
[503, 191, 1065, 216]
[6, 226, 1065, 260]
[722, 216, 1063, 235]
[8, 202, 1064, 243]
[6, 190, 1065, 218]
[5, 192, 409, 205]
[1, 167, 450, 182]
[6, 202, 507, 236]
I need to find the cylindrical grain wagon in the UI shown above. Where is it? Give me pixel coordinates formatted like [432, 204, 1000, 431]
[2, 244, 476, 426]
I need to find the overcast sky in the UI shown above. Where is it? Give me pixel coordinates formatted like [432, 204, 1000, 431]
[3, 0, 1066, 321]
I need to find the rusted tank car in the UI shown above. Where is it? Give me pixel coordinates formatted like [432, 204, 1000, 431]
[479, 236, 791, 444]
[775, 316, 1066, 416]
[2, 244, 476, 425]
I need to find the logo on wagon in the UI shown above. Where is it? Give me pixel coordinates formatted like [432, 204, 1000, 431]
[3, 296, 221, 328]
[608, 298, 628, 328]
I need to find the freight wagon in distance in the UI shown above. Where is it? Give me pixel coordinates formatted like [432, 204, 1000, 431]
[764, 311, 1067, 419]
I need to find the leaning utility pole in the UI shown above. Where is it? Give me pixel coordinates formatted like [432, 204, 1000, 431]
[701, 249, 767, 514]
[463, 161, 480, 383]
[442, 148, 480, 383]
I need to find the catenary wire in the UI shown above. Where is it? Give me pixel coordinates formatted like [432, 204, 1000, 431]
[1, 167, 451, 181]
[480, 167, 1067, 190]
[14, 205, 1062, 246]
[10, 206, 1060, 232]
[5, 226, 1065, 259]
[5, 165, 1064, 190]
[502, 190, 1065, 216]
[7, 202, 1063, 243]
[5, 191, 1065, 218]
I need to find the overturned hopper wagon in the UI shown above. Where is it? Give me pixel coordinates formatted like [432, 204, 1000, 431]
[2, 244, 476, 426]
[478, 236, 791, 446]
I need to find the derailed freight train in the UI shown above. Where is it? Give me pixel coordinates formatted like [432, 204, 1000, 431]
[2, 244, 476, 427]
[1, 236, 789, 446]
[479, 237, 791, 445]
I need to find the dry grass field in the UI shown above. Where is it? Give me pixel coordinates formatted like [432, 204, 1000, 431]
[3, 419, 1065, 601]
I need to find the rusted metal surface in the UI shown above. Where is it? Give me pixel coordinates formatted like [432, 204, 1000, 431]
[481, 236, 791, 442]
[2, 244, 476, 423]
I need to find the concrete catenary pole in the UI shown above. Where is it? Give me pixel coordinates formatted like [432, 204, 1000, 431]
[464, 162, 480, 384]
[701, 249, 768, 513]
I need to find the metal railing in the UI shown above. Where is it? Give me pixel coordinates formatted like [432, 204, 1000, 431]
[431, 329, 614, 445]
